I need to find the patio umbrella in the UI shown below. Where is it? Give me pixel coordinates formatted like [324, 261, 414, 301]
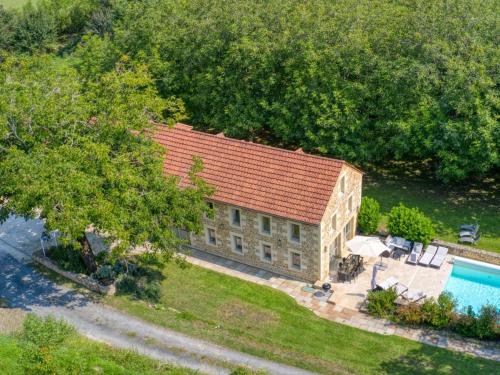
[346, 235, 391, 266]
[371, 264, 379, 290]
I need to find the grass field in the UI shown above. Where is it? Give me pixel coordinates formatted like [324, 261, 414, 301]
[105, 262, 498, 375]
[0, 0, 32, 9]
[363, 164, 500, 253]
[0, 333, 194, 375]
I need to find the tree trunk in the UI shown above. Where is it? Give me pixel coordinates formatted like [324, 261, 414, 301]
[80, 234, 97, 273]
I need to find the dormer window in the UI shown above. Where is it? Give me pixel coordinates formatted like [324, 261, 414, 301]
[230, 208, 241, 227]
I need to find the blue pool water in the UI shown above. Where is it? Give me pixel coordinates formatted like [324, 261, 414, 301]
[444, 258, 500, 313]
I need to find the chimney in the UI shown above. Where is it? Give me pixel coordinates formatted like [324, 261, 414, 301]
[295, 148, 304, 154]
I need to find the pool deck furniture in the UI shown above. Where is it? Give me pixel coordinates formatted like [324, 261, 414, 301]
[418, 245, 438, 266]
[406, 242, 423, 265]
[460, 224, 479, 232]
[385, 235, 412, 252]
[376, 276, 398, 290]
[403, 289, 426, 303]
[394, 282, 408, 296]
[430, 246, 449, 268]
[459, 233, 481, 245]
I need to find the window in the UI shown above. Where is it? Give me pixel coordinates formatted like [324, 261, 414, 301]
[206, 227, 216, 245]
[231, 234, 243, 253]
[289, 223, 301, 243]
[260, 215, 271, 235]
[291, 252, 301, 270]
[331, 213, 337, 232]
[330, 234, 341, 259]
[207, 202, 214, 210]
[348, 195, 353, 212]
[230, 208, 241, 227]
[262, 244, 272, 262]
[340, 175, 346, 195]
[205, 201, 215, 219]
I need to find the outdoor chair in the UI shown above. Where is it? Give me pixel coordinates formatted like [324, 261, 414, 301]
[460, 224, 479, 232]
[394, 282, 408, 296]
[376, 276, 398, 291]
[418, 245, 438, 266]
[459, 233, 480, 245]
[406, 242, 423, 265]
[391, 248, 404, 261]
[402, 289, 426, 303]
[430, 246, 448, 268]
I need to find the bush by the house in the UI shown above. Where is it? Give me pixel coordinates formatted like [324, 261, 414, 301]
[453, 305, 499, 340]
[358, 197, 381, 234]
[366, 288, 397, 318]
[387, 204, 435, 245]
[115, 264, 162, 302]
[92, 264, 116, 285]
[367, 289, 499, 341]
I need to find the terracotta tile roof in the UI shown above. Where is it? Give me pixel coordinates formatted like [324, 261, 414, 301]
[154, 124, 346, 224]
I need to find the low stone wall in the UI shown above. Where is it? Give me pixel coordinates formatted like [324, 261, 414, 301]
[432, 240, 500, 266]
[32, 251, 115, 295]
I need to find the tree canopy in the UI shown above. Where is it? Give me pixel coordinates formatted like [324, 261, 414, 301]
[0, 53, 211, 258]
[0, 0, 498, 185]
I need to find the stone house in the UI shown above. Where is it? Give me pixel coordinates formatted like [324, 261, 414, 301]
[154, 123, 363, 283]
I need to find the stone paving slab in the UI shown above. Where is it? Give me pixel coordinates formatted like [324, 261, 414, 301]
[185, 248, 500, 362]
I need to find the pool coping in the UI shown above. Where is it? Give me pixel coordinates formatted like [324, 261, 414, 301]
[452, 256, 500, 272]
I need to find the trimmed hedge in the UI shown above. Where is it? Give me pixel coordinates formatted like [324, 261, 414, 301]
[358, 197, 381, 234]
[387, 204, 435, 245]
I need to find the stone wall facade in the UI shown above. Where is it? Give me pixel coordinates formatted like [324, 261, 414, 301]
[190, 202, 322, 282]
[319, 164, 363, 280]
[190, 163, 363, 283]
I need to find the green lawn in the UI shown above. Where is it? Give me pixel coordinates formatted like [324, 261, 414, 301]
[0, 334, 193, 375]
[0, 0, 33, 9]
[105, 262, 498, 375]
[363, 164, 500, 253]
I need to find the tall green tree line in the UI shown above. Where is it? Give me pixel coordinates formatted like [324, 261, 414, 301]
[1, 0, 498, 183]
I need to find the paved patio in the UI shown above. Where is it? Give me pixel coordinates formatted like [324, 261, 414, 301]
[184, 247, 500, 362]
[329, 254, 454, 310]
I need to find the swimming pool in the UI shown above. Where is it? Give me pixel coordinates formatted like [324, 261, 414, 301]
[444, 257, 500, 313]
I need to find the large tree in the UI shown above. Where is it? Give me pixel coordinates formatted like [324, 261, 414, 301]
[0, 53, 212, 263]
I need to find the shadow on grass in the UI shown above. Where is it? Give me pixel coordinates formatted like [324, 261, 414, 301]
[379, 345, 496, 375]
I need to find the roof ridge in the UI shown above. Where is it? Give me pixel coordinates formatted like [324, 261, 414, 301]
[168, 124, 345, 165]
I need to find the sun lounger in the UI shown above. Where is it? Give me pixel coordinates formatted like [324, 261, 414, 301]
[459, 234, 480, 245]
[459, 229, 477, 237]
[418, 245, 438, 266]
[460, 224, 478, 232]
[403, 289, 427, 303]
[406, 242, 423, 264]
[430, 246, 448, 268]
[394, 282, 408, 296]
[376, 276, 398, 290]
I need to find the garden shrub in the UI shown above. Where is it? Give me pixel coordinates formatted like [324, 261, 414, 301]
[115, 269, 161, 302]
[20, 315, 75, 375]
[358, 197, 380, 234]
[474, 305, 499, 340]
[396, 303, 424, 325]
[387, 204, 435, 245]
[92, 264, 116, 285]
[366, 288, 397, 318]
[48, 245, 87, 274]
[419, 293, 456, 329]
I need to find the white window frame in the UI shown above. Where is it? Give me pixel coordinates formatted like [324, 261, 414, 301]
[231, 233, 243, 254]
[330, 210, 338, 234]
[289, 250, 302, 271]
[229, 207, 242, 228]
[205, 226, 217, 246]
[259, 214, 272, 236]
[288, 222, 301, 244]
[260, 241, 273, 263]
[339, 174, 346, 196]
